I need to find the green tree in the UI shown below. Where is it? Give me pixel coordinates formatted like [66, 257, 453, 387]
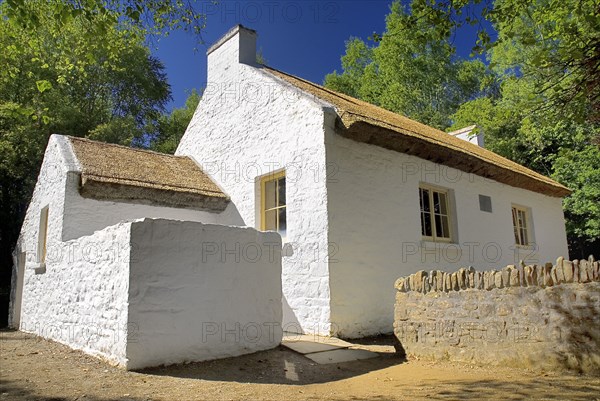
[4, 0, 209, 45]
[0, 1, 172, 298]
[325, 1, 491, 130]
[552, 146, 600, 257]
[400, 0, 600, 124]
[149, 90, 202, 154]
[450, 0, 600, 254]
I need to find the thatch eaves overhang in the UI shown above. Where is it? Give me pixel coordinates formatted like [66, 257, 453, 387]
[264, 67, 570, 198]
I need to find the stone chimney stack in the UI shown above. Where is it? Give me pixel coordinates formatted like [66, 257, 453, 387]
[448, 125, 485, 148]
[206, 25, 257, 82]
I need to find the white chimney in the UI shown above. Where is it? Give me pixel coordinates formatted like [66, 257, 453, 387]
[448, 125, 484, 148]
[206, 25, 257, 83]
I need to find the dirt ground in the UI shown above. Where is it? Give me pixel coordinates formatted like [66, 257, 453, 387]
[1, 330, 599, 401]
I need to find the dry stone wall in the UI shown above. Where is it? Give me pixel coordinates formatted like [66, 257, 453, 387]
[394, 257, 600, 375]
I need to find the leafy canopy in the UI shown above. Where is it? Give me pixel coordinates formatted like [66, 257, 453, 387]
[0, 1, 173, 284]
[448, 0, 600, 254]
[385, 0, 600, 124]
[149, 90, 202, 154]
[4, 0, 210, 43]
[324, 1, 492, 130]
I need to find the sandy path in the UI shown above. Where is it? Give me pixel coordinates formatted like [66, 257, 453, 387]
[1, 330, 598, 401]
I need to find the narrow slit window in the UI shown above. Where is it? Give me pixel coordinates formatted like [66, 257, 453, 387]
[38, 206, 49, 264]
[419, 186, 451, 242]
[261, 172, 286, 237]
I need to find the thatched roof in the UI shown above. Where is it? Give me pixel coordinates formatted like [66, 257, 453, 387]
[68, 137, 229, 212]
[264, 67, 570, 198]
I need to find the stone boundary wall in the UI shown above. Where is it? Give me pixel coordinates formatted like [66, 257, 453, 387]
[395, 257, 599, 294]
[394, 257, 600, 375]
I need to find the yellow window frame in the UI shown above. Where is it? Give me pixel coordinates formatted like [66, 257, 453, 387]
[419, 184, 452, 243]
[38, 206, 49, 264]
[512, 205, 530, 246]
[260, 170, 286, 234]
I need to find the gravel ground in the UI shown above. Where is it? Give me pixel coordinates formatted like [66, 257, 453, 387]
[1, 330, 599, 401]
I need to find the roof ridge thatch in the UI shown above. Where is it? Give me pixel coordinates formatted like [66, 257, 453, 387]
[262, 66, 569, 198]
[67, 136, 188, 160]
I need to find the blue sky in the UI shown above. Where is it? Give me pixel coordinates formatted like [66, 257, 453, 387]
[153, 1, 487, 110]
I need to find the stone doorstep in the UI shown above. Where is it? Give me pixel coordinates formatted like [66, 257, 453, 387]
[282, 333, 354, 348]
[304, 348, 379, 365]
[281, 333, 380, 364]
[281, 340, 348, 355]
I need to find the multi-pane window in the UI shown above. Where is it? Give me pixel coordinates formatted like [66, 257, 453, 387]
[261, 171, 286, 237]
[419, 186, 451, 241]
[512, 206, 529, 246]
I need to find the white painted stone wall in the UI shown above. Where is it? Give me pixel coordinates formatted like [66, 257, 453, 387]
[325, 133, 569, 337]
[61, 179, 236, 240]
[10, 137, 132, 364]
[11, 134, 281, 367]
[177, 26, 334, 335]
[13, 217, 282, 369]
[16, 221, 132, 366]
[126, 219, 283, 369]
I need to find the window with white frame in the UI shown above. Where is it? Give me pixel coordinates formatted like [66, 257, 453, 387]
[260, 171, 286, 237]
[38, 206, 49, 264]
[512, 205, 530, 246]
[419, 185, 451, 242]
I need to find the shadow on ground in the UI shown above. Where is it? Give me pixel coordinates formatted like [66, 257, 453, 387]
[140, 336, 406, 385]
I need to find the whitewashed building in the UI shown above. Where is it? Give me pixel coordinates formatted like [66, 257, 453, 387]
[9, 135, 283, 369]
[176, 25, 570, 337]
[11, 24, 571, 362]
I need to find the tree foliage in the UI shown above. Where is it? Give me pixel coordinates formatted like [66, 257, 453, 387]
[149, 90, 201, 154]
[0, 1, 172, 286]
[324, 1, 492, 130]
[385, 0, 600, 124]
[448, 0, 600, 255]
[4, 0, 210, 44]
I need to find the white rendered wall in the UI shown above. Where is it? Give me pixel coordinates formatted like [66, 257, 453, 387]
[10, 137, 131, 363]
[126, 219, 282, 369]
[61, 179, 235, 240]
[9, 134, 240, 365]
[177, 29, 334, 335]
[325, 133, 569, 338]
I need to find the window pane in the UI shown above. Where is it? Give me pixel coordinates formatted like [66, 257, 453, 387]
[440, 215, 450, 238]
[265, 180, 277, 210]
[278, 177, 286, 207]
[433, 191, 441, 213]
[265, 209, 277, 231]
[420, 189, 430, 212]
[422, 212, 432, 237]
[520, 227, 528, 245]
[438, 192, 448, 215]
[518, 210, 526, 229]
[434, 214, 443, 238]
[278, 207, 287, 237]
[512, 208, 520, 243]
